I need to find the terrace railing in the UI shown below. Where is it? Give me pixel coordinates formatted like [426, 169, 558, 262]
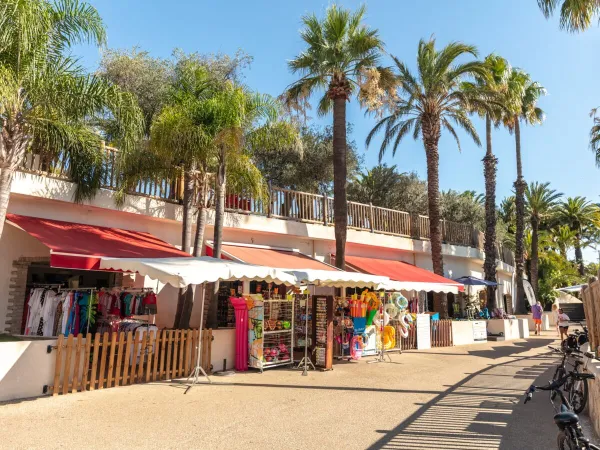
[17, 147, 511, 253]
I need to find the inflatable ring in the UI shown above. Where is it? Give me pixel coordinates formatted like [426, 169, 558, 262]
[384, 303, 399, 319]
[383, 325, 396, 350]
[397, 316, 409, 338]
[350, 335, 364, 360]
[393, 293, 408, 310]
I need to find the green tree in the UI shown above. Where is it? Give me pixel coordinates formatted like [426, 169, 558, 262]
[557, 196, 600, 275]
[503, 69, 546, 313]
[537, 0, 600, 32]
[525, 182, 562, 297]
[0, 0, 143, 241]
[205, 86, 299, 328]
[286, 4, 391, 270]
[252, 124, 361, 195]
[552, 224, 576, 259]
[440, 190, 485, 229]
[347, 164, 403, 208]
[98, 48, 173, 136]
[365, 38, 490, 317]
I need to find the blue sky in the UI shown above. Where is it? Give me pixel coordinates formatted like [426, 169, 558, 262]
[78, 0, 600, 260]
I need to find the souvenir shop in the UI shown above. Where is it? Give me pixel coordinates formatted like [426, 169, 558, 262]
[4, 214, 191, 339]
[21, 263, 159, 339]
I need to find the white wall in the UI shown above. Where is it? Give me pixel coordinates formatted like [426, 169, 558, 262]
[0, 339, 57, 401]
[0, 225, 50, 331]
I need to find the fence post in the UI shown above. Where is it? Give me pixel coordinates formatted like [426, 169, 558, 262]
[322, 194, 329, 226]
[369, 203, 375, 232]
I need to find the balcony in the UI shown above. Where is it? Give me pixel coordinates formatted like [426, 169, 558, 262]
[16, 146, 514, 266]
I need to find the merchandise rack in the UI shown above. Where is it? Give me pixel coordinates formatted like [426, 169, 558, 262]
[248, 298, 295, 372]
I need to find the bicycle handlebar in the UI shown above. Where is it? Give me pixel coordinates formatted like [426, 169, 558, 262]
[524, 372, 596, 403]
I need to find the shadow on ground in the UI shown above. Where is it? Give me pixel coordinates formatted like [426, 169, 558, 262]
[367, 338, 562, 450]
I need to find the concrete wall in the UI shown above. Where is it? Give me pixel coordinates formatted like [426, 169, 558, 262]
[487, 319, 522, 340]
[0, 339, 57, 402]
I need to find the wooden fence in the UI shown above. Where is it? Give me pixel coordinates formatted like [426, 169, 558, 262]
[430, 320, 453, 348]
[49, 329, 212, 396]
[399, 323, 418, 350]
[582, 279, 600, 351]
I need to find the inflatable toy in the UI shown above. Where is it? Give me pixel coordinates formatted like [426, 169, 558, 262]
[383, 325, 396, 350]
[350, 335, 364, 360]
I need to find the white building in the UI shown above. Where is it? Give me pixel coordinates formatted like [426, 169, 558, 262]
[0, 158, 515, 334]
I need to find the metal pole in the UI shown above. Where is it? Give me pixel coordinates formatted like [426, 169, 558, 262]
[185, 284, 211, 393]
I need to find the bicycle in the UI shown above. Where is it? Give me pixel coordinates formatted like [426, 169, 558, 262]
[549, 346, 594, 414]
[524, 371, 597, 449]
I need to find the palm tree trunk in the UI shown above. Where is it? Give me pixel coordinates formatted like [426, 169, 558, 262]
[483, 114, 498, 311]
[181, 168, 195, 254]
[422, 115, 446, 317]
[0, 166, 14, 241]
[173, 167, 195, 329]
[332, 96, 348, 270]
[530, 217, 540, 298]
[575, 235, 584, 276]
[514, 118, 527, 313]
[193, 172, 209, 257]
[206, 150, 226, 329]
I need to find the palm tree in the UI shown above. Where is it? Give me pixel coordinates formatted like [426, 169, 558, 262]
[0, 0, 143, 241]
[503, 69, 546, 313]
[558, 196, 600, 275]
[552, 224, 576, 259]
[347, 164, 403, 209]
[366, 38, 490, 317]
[537, 0, 600, 32]
[589, 109, 600, 166]
[525, 182, 562, 297]
[205, 86, 299, 328]
[470, 54, 512, 310]
[286, 4, 390, 270]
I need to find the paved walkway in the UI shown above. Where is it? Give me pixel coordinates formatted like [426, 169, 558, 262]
[0, 333, 594, 449]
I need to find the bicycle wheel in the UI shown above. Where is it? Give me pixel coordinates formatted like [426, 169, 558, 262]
[557, 430, 576, 449]
[570, 378, 589, 414]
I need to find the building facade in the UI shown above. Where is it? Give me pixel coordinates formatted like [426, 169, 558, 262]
[0, 165, 515, 333]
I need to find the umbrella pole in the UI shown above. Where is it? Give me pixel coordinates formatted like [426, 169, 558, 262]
[185, 283, 212, 393]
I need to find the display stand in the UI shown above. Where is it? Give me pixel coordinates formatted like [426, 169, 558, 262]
[295, 292, 315, 375]
[368, 298, 392, 364]
[248, 297, 294, 372]
[185, 285, 211, 393]
[312, 295, 334, 370]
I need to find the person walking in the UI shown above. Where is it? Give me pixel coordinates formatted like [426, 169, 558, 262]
[558, 308, 570, 342]
[532, 301, 544, 335]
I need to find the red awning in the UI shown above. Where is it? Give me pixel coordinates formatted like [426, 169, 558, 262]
[7, 214, 190, 270]
[342, 254, 464, 293]
[207, 243, 338, 271]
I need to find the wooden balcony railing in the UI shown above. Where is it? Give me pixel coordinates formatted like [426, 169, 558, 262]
[17, 146, 518, 262]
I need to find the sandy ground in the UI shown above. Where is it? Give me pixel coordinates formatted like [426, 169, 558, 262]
[0, 332, 596, 450]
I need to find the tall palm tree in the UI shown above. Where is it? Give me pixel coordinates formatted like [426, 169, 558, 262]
[470, 54, 512, 310]
[286, 4, 390, 270]
[537, 0, 600, 32]
[503, 70, 546, 313]
[558, 196, 600, 275]
[525, 182, 562, 297]
[366, 38, 490, 317]
[0, 0, 143, 241]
